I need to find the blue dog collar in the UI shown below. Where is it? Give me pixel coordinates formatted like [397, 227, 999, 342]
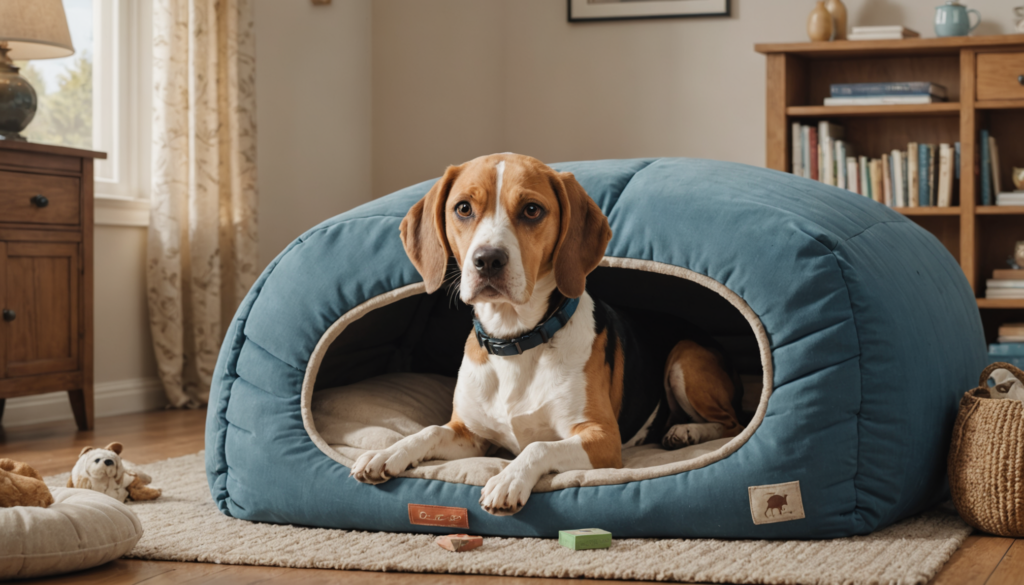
[473, 296, 580, 357]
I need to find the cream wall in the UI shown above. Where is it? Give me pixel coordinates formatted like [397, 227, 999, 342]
[255, 0, 374, 270]
[373, 0, 1018, 197]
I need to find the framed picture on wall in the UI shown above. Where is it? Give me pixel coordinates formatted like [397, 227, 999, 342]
[568, 0, 730, 22]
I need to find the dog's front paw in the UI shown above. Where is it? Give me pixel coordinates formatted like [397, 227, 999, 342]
[350, 448, 413, 485]
[479, 469, 532, 516]
[662, 423, 722, 450]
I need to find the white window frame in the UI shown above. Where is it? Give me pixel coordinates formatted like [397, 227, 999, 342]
[92, 0, 151, 227]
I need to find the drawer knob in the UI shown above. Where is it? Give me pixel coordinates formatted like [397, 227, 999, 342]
[30, 194, 49, 208]
[2, 309, 14, 322]
[1019, 75, 1024, 86]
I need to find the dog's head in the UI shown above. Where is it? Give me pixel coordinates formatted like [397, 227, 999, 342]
[75, 442, 125, 482]
[400, 153, 612, 305]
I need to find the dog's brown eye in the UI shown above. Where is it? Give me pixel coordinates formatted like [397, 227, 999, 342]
[523, 204, 543, 220]
[455, 202, 473, 217]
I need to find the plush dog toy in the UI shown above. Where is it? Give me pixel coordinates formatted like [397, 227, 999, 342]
[68, 442, 161, 502]
[0, 459, 54, 508]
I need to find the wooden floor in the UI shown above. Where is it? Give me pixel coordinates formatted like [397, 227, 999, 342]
[2, 409, 1020, 585]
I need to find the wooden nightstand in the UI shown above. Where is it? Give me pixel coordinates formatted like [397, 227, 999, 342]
[0, 141, 105, 430]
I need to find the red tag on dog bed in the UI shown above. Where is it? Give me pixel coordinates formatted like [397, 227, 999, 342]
[408, 504, 469, 529]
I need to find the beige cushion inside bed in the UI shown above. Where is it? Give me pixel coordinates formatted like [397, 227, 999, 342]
[0, 488, 143, 580]
[311, 372, 732, 492]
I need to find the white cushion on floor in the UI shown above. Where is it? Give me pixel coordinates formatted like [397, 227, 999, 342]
[0, 487, 142, 580]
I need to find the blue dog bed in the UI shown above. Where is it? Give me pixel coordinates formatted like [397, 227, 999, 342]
[206, 158, 986, 539]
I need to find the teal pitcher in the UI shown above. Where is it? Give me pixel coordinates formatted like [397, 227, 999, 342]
[935, 1, 981, 37]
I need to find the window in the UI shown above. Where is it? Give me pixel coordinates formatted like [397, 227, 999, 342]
[17, 0, 93, 150]
[16, 0, 152, 225]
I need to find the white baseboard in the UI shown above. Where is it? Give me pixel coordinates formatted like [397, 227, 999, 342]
[2, 377, 168, 428]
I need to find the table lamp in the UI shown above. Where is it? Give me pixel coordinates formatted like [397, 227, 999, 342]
[0, 0, 74, 141]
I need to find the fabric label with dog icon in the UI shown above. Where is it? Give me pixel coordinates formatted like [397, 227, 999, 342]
[748, 481, 805, 525]
[408, 504, 470, 529]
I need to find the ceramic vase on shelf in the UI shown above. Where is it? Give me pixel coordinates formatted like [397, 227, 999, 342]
[808, 1, 834, 42]
[826, 0, 848, 40]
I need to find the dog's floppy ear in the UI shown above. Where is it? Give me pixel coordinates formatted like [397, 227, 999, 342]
[550, 172, 612, 298]
[400, 165, 462, 293]
[104, 442, 123, 455]
[79, 446, 95, 458]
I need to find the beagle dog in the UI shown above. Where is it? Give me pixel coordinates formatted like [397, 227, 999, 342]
[351, 154, 742, 515]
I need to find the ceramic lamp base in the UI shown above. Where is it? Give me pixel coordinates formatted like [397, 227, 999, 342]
[0, 48, 38, 142]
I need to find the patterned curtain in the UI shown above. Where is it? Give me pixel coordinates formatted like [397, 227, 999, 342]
[148, 0, 257, 408]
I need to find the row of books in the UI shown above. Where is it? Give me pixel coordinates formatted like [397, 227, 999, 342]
[989, 338, 1024, 370]
[986, 269, 1024, 300]
[790, 121, 958, 207]
[825, 81, 946, 107]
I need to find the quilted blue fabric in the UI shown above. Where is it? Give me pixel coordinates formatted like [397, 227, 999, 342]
[206, 158, 986, 538]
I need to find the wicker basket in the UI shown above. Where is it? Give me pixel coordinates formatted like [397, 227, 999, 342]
[948, 362, 1024, 537]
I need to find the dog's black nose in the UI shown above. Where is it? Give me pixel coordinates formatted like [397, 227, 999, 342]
[104, 459, 114, 466]
[473, 247, 508, 278]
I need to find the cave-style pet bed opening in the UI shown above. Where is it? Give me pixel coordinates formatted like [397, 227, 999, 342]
[306, 263, 770, 489]
[206, 158, 986, 539]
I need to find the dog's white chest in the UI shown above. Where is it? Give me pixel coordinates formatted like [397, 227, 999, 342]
[455, 343, 590, 455]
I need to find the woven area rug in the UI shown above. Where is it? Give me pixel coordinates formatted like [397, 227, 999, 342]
[45, 453, 971, 585]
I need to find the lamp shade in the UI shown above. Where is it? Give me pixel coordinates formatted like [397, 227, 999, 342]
[0, 0, 74, 60]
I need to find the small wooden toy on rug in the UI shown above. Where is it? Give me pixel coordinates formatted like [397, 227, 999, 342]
[0, 459, 53, 508]
[435, 534, 483, 552]
[68, 442, 161, 503]
[559, 528, 612, 551]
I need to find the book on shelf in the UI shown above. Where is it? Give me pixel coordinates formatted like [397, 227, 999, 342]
[937, 143, 953, 208]
[847, 157, 859, 195]
[987, 280, 1024, 289]
[918, 143, 930, 206]
[908, 142, 919, 207]
[859, 155, 870, 199]
[830, 82, 947, 99]
[802, 126, 811, 179]
[891, 150, 903, 207]
[999, 323, 1024, 342]
[824, 95, 944, 106]
[990, 135, 1003, 195]
[819, 122, 843, 186]
[986, 289, 1024, 299]
[847, 25, 921, 40]
[870, 159, 884, 204]
[882, 154, 893, 206]
[994, 269, 1024, 280]
[980, 129, 992, 206]
[928, 144, 938, 206]
[791, 123, 802, 178]
[835, 140, 847, 189]
[809, 126, 819, 181]
[997, 192, 1024, 206]
[990, 342, 1024, 356]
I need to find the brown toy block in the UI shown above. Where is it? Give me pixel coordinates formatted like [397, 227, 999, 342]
[435, 534, 483, 552]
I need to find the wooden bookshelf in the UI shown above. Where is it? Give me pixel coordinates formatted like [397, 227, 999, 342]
[757, 34, 1024, 343]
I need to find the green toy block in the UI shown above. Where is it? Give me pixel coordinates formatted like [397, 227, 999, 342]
[558, 528, 612, 550]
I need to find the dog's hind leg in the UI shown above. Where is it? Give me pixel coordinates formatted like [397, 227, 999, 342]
[662, 340, 743, 450]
